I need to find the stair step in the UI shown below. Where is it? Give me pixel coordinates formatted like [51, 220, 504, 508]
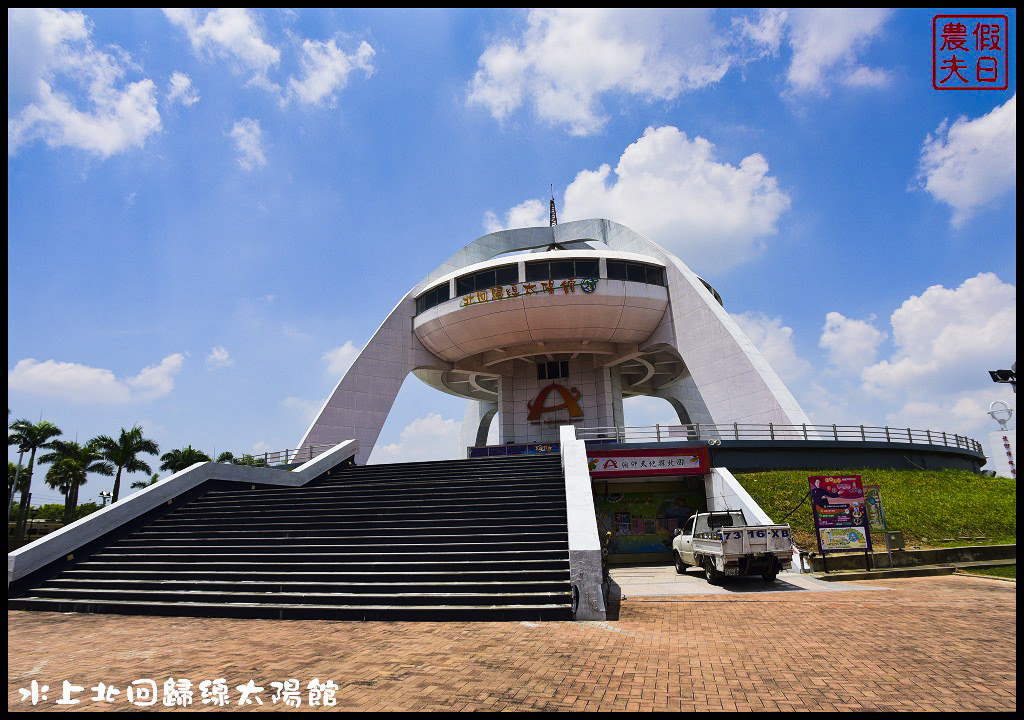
[8, 597, 574, 621]
[10, 454, 574, 621]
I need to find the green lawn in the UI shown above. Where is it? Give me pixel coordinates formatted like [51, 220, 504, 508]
[960, 566, 1016, 579]
[735, 468, 1016, 551]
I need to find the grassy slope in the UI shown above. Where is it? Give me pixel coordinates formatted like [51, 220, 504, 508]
[735, 469, 1016, 550]
[961, 566, 1016, 579]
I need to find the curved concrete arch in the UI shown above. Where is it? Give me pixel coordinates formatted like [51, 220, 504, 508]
[298, 219, 809, 463]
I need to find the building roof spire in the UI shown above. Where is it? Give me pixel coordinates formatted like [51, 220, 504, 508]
[549, 185, 557, 227]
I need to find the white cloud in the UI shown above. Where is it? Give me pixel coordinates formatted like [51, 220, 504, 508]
[323, 341, 360, 376]
[559, 125, 790, 273]
[803, 273, 1016, 464]
[287, 38, 374, 106]
[785, 9, 891, 94]
[733, 312, 811, 385]
[8, 8, 161, 157]
[862, 273, 1015, 398]
[483, 198, 547, 233]
[166, 71, 200, 106]
[733, 9, 788, 58]
[468, 9, 730, 136]
[163, 8, 279, 86]
[819, 312, 885, 374]
[228, 118, 266, 170]
[916, 95, 1016, 227]
[205, 346, 234, 369]
[368, 413, 461, 464]
[8, 353, 184, 404]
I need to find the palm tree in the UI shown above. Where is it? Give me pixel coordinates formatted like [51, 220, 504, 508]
[93, 426, 160, 503]
[159, 445, 212, 474]
[39, 440, 114, 524]
[8, 418, 63, 544]
[131, 473, 161, 490]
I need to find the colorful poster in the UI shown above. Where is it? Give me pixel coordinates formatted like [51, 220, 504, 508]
[587, 447, 709, 478]
[864, 484, 887, 531]
[819, 527, 870, 551]
[594, 489, 707, 555]
[614, 512, 632, 536]
[809, 475, 872, 554]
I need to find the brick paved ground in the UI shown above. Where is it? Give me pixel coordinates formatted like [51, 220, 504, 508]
[8, 575, 1016, 712]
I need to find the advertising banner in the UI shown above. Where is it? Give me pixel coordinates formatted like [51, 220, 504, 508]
[587, 447, 709, 478]
[809, 475, 873, 554]
[864, 484, 887, 531]
[594, 488, 707, 555]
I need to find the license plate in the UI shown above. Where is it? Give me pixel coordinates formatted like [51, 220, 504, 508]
[724, 567, 739, 576]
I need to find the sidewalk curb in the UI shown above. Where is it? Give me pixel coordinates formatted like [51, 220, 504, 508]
[813, 566, 957, 581]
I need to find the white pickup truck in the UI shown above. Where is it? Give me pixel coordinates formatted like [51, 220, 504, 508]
[672, 510, 792, 584]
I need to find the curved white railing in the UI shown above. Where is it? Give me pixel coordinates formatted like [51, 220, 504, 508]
[575, 423, 984, 453]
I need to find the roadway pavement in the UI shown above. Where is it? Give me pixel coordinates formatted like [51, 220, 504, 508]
[8, 573, 1016, 711]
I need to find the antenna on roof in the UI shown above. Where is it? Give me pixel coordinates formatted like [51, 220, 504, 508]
[549, 185, 557, 227]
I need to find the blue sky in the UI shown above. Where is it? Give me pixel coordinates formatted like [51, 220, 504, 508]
[8, 9, 1017, 505]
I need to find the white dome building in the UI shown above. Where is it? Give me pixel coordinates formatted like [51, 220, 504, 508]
[299, 218, 811, 464]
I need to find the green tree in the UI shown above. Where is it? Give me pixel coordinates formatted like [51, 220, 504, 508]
[216, 451, 235, 463]
[33, 503, 66, 522]
[8, 418, 63, 543]
[234, 454, 269, 467]
[39, 440, 114, 524]
[8, 462, 31, 501]
[159, 445, 211, 474]
[93, 426, 160, 503]
[131, 473, 161, 490]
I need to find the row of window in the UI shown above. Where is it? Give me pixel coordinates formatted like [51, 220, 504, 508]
[414, 283, 451, 315]
[524, 258, 600, 282]
[415, 258, 666, 314]
[537, 360, 569, 381]
[455, 264, 518, 296]
[607, 260, 665, 286]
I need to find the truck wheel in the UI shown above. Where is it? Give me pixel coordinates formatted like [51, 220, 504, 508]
[673, 552, 686, 575]
[761, 571, 778, 583]
[704, 558, 722, 585]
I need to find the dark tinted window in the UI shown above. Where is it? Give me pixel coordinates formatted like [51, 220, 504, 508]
[415, 282, 451, 315]
[607, 260, 627, 280]
[455, 264, 518, 296]
[476, 269, 496, 290]
[495, 265, 518, 285]
[537, 360, 569, 380]
[645, 266, 665, 286]
[525, 261, 549, 282]
[550, 260, 575, 280]
[627, 263, 646, 283]
[575, 259, 599, 278]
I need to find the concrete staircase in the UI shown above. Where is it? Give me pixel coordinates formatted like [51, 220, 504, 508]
[8, 455, 573, 621]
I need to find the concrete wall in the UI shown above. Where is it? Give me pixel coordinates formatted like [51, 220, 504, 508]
[560, 425, 607, 621]
[500, 355, 622, 445]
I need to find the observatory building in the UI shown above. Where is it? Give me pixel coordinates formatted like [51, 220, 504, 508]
[298, 217, 811, 464]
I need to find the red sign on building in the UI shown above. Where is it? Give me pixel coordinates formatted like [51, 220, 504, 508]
[586, 447, 709, 478]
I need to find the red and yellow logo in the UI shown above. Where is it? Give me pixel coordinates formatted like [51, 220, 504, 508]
[527, 383, 583, 422]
